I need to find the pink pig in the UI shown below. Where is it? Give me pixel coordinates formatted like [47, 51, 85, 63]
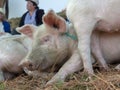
[66, 0, 120, 75]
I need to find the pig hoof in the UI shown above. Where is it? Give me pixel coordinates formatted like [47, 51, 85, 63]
[0, 76, 4, 81]
[0, 77, 4, 81]
[0, 72, 5, 81]
[45, 78, 64, 87]
[99, 66, 110, 71]
[115, 64, 120, 71]
[100, 63, 109, 71]
[84, 69, 94, 76]
[45, 81, 53, 87]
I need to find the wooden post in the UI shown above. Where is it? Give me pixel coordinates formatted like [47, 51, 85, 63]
[0, 0, 9, 19]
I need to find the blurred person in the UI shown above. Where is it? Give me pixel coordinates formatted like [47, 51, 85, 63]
[12, 0, 45, 35]
[19, 0, 45, 27]
[0, 8, 11, 34]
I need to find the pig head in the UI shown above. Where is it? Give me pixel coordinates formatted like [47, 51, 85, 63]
[0, 24, 37, 81]
[19, 10, 78, 72]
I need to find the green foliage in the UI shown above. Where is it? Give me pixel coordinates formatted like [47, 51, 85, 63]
[53, 80, 64, 90]
[0, 82, 5, 90]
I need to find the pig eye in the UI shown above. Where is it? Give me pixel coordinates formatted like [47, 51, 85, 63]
[44, 38, 49, 42]
[41, 35, 50, 44]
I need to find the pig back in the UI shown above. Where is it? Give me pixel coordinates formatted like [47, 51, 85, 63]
[0, 37, 28, 73]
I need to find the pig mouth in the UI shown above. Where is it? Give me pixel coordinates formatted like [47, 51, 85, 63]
[23, 67, 34, 76]
[23, 63, 41, 76]
[23, 67, 40, 76]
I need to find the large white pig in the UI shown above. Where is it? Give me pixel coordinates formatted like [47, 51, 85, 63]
[19, 10, 120, 86]
[0, 24, 35, 81]
[66, 0, 120, 75]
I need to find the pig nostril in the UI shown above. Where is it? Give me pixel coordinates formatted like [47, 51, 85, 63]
[28, 63, 33, 68]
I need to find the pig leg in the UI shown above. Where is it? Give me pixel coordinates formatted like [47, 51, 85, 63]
[73, 17, 98, 75]
[46, 49, 82, 86]
[0, 71, 4, 81]
[91, 31, 109, 70]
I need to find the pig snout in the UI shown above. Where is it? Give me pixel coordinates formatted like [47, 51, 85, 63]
[19, 60, 36, 71]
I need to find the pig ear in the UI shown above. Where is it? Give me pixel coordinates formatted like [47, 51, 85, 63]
[42, 10, 67, 34]
[16, 24, 37, 38]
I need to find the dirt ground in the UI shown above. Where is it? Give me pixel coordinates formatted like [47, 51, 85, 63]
[0, 65, 120, 90]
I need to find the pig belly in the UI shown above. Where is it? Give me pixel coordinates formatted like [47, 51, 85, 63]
[95, 0, 120, 31]
[96, 19, 120, 32]
[96, 9, 120, 32]
[99, 32, 120, 63]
